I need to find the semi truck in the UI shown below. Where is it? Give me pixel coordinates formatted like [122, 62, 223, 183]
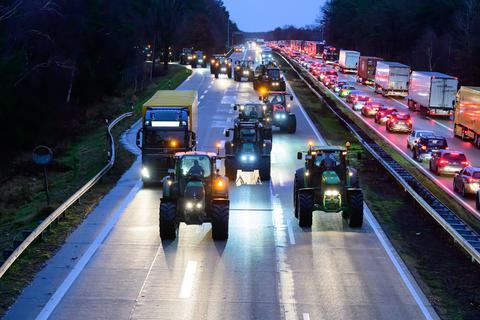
[137, 90, 198, 184]
[453, 87, 480, 147]
[408, 71, 458, 117]
[338, 50, 360, 74]
[374, 61, 410, 97]
[357, 56, 383, 85]
[323, 46, 339, 65]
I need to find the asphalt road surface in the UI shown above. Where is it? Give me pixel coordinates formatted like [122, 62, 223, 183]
[5, 48, 436, 320]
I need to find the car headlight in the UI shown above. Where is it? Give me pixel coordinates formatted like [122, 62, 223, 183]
[325, 190, 339, 196]
[141, 167, 150, 178]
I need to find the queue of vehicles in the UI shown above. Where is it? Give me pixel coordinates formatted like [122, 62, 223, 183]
[272, 40, 480, 208]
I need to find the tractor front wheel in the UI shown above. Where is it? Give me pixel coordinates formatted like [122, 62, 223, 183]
[159, 201, 178, 240]
[211, 203, 229, 240]
[298, 190, 314, 228]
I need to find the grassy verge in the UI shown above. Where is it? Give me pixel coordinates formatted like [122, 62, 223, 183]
[0, 64, 191, 315]
[280, 55, 480, 320]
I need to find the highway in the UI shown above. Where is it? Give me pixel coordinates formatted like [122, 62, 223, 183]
[6, 48, 435, 320]
[288, 50, 480, 217]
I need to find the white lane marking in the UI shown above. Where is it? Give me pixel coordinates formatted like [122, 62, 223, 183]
[427, 118, 453, 132]
[129, 244, 163, 318]
[36, 180, 143, 320]
[203, 90, 208, 94]
[208, 85, 212, 89]
[303, 313, 311, 320]
[179, 261, 197, 299]
[283, 71, 326, 145]
[200, 95, 205, 100]
[364, 205, 436, 320]
[287, 221, 295, 245]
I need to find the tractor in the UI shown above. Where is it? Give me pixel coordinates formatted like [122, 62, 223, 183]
[293, 144, 363, 228]
[260, 91, 297, 133]
[224, 119, 272, 181]
[253, 65, 286, 92]
[233, 60, 254, 82]
[211, 55, 232, 79]
[159, 151, 230, 240]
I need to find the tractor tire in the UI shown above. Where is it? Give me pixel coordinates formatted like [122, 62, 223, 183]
[215, 73, 219, 79]
[227, 70, 232, 79]
[287, 114, 297, 134]
[279, 83, 286, 91]
[259, 158, 271, 181]
[211, 203, 229, 240]
[224, 159, 236, 181]
[159, 202, 177, 240]
[298, 190, 314, 228]
[346, 190, 363, 228]
[293, 173, 300, 218]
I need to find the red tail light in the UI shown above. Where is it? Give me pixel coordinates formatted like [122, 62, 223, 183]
[461, 161, 469, 166]
[354, 97, 358, 102]
[438, 158, 449, 165]
[408, 119, 412, 124]
[467, 178, 476, 183]
[368, 98, 372, 102]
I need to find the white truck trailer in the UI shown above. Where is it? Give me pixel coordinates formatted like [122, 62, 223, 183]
[374, 61, 410, 97]
[338, 50, 360, 74]
[408, 71, 458, 117]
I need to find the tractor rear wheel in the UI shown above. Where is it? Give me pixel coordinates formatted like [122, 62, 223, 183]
[211, 203, 229, 240]
[159, 202, 177, 240]
[298, 190, 314, 227]
[346, 190, 364, 228]
[287, 114, 297, 134]
[224, 159, 236, 181]
[259, 158, 271, 181]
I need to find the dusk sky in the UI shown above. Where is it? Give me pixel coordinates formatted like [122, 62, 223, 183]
[223, 0, 325, 32]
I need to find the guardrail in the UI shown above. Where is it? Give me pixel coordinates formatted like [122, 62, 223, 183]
[0, 112, 134, 279]
[276, 50, 480, 264]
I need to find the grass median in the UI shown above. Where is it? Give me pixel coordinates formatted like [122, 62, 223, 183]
[279, 53, 480, 320]
[0, 64, 192, 315]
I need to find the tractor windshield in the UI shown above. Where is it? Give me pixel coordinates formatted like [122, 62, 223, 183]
[266, 94, 285, 105]
[314, 152, 341, 170]
[239, 128, 258, 142]
[180, 155, 211, 178]
[241, 104, 263, 118]
[267, 69, 280, 79]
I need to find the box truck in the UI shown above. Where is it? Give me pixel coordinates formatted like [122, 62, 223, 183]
[408, 71, 458, 117]
[454, 87, 480, 146]
[357, 56, 383, 85]
[137, 90, 198, 183]
[374, 61, 410, 97]
[338, 50, 360, 74]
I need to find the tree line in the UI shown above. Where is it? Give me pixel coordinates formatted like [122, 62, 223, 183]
[0, 0, 236, 169]
[320, 0, 480, 84]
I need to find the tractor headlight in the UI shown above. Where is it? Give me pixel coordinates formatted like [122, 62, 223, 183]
[325, 190, 340, 196]
[141, 167, 150, 178]
[275, 114, 280, 119]
[241, 155, 247, 162]
[196, 202, 202, 209]
[243, 71, 249, 75]
[186, 201, 194, 210]
[281, 114, 286, 119]
[221, 67, 227, 72]
[249, 155, 256, 162]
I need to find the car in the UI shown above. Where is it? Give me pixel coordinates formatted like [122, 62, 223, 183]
[429, 150, 469, 176]
[374, 107, 398, 124]
[406, 130, 435, 149]
[352, 95, 371, 111]
[319, 69, 337, 81]
[322, 75, 337, 87]
[345, 90, 362, 103]
[412, 135, 448, 161]
[327, 77, 338, 89]
[339, 85, 356, 98]
[386, 112, 412, 133]
[333, 81, 347, 93]
[453, 166, 480, 197]
[361, 101, 383, 117]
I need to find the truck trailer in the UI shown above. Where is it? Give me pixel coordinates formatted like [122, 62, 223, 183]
[137, 90, 198, 184]
[357, 56, 383, 85]
[454, 87, 480, 147]
[374, 61, 410, 97]
[338, 50, 360, 74]
[408, 71, 458, 117]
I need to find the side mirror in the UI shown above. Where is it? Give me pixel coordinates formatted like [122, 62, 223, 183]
[191, 131, 197, 146]
[233, 105, 238, 111]
[136, 129, 142, 149]
[259, 96, 263, 101]
[225, 130, 230, 138]
[297, 152, 302, 160]
[290, 95, 294, 101]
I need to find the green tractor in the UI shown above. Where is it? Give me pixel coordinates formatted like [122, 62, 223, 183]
[293, 144, 363, 228]
[159, 151, 230, 240]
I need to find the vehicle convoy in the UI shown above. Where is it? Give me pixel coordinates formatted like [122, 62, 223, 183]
[294, 145, 363, 228]
[224, 119, 272, 181]
[454, 87, 480, 146]
[357, 56, 383, 85]
[323, 46, 339, 64]
[408, 71, 458, 117]
[261, 48, 273, 64]
[191, 50, 207, 68]
[261, 91, 297, 133]
[137, 90, 198, 183]
[374, 61, 410, 97]
[338, 50, 360, 74]
[211, 55, 232, 79]
[159, 152, 229, 240]
[234, 60, 254, 82]
[180, 48, 193, 65]
[253, 65, 286, 92]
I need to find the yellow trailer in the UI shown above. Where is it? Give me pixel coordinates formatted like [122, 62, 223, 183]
[454, 86, 480, 147]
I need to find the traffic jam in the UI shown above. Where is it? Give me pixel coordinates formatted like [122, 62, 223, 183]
[269, 40, 480, 212]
